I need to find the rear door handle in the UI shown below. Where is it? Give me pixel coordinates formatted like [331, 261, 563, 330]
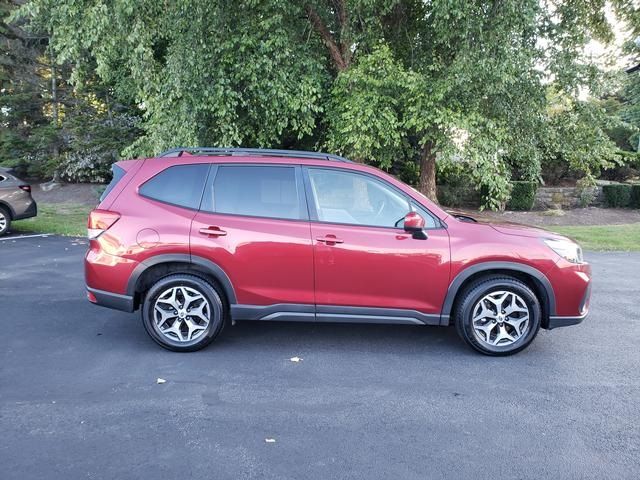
[316, 235, 344, 245]
[199, 226, 227, 237]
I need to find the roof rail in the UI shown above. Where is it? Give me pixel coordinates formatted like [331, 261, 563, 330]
[157, 147, 353, 163]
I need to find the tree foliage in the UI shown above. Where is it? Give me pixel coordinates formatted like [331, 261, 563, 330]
[2, 0, 639, 209]
[540, 93, 620, 184]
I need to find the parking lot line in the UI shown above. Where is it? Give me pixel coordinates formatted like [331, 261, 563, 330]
[0, 233, 54, 241]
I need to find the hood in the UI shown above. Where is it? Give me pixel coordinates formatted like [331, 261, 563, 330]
[446, 210, 567, 240]
[489, 222, 566, 239]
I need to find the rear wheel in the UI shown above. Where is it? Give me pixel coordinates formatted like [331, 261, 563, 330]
[0, 206, 11, 237]
[142, 274, 226, 352]
[454, 275, 541, 356]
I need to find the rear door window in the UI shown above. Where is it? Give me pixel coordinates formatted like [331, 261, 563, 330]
[202, 165, 305, 220]
[139, 164, 210, 209]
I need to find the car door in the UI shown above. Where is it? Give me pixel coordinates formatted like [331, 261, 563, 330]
[304, 167, 450, 318]
[190, 164, 315, 309]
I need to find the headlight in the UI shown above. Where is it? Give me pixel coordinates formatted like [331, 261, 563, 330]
[544, 238, 584, 264]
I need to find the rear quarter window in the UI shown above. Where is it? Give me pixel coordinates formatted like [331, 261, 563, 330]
[139, 164, 209, 210]
[100, 165, 127, 202]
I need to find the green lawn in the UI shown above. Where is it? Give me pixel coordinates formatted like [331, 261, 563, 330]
[553, 224, 640, 252]
[12, 203, 91, 237]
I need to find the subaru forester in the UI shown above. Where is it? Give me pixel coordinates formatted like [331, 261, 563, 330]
[85, 148, 591, 355]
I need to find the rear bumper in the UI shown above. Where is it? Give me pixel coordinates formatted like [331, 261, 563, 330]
[85, 241, 139, 299]
[13, 199, 37, 220]
[87, 287, 134, 313]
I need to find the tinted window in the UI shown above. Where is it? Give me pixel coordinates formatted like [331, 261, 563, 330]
[139, 164, 209, 209]
[206, 166, 302, 220]
[308, 169, 416, 228]
[100, 165, 127, 202]
[0, 175, 5, 183]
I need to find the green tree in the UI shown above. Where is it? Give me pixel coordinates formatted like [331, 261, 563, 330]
[305, 0, 623, 206]
[23, 0, 327, 156]
[2, 0, 140, 181]
[13, 0, 640, 208]
[0, 0, 54, 175]
[540, 91, 620, 184]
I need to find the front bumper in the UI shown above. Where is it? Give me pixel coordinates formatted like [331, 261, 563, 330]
[547, 311, 589, 329]
[545, 267, 592, 329]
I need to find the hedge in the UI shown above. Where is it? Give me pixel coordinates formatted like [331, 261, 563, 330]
[630, 184, 640, 209]
[506, 181, 538, 210]
[602, 184, 632, 208]
[436, 184, 481, 208]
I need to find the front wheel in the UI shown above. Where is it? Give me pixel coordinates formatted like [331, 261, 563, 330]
[455, 275, 541, 356]
[142, 274, 226, 352]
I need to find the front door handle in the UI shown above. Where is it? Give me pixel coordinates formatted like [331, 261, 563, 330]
[316, 235, 344, 245]
[199, 226, 227, 237]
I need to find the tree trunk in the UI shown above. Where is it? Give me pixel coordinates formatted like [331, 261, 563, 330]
[50, 50, 61, 182]
[306, 2, 351, 72]
[418, 141, 438, 203]
[51, 53, 58, 129]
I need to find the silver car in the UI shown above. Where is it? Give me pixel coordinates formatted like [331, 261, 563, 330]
[0, 167, 37, 236]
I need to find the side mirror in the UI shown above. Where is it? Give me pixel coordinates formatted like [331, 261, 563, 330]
[403, 211, 428, 240]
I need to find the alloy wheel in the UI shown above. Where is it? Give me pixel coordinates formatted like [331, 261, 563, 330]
[471, 290, 530, 347]
[153, 286, 211, 342]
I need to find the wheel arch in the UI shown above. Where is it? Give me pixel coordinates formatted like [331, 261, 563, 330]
[0, 200, 15, 219]
[127, 254, 237, 309]
[440, 262, 556, 327]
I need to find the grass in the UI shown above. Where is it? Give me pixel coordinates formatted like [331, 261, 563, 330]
[553, 224, 640, 252]
[12, 203, 91, 237]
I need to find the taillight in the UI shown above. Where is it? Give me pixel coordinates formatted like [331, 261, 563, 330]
[19, 185, 31, 193]
[87, 209, 120, 239]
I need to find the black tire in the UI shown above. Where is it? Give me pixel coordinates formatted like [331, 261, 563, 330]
[454, 275, 541, 356]
[0, 206, 11, 237]
[142, 274, 226, 352]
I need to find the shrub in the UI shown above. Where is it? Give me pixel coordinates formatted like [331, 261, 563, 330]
[436, 160, 480, 208]
[506, 181, 538, 210]
[630, 184, 640, 209]
[56, 148, 114, 183]
[437, 184, 481, 208]
[600, 150, 640, 182]
[602, 184, 632, 208]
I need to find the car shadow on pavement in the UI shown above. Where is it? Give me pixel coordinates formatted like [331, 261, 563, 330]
[206, 320, 468, 356]
[90, 311, 470, 356]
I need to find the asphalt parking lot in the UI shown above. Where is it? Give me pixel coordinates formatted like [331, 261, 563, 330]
[1, 234, 639, 479]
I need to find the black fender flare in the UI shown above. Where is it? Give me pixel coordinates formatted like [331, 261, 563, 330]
[440, 261, 556, 325]
[0, 200, 15, 219]
[126, 254, 237, 304]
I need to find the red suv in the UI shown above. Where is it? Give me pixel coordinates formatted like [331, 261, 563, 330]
[85, 148, 591, 355]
